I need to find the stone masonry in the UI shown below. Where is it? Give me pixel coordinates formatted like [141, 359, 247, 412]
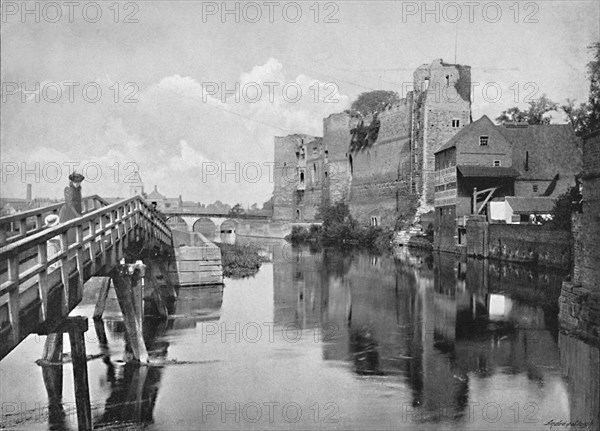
[559, 130, 600, 345]
[273, 59, 472, 227]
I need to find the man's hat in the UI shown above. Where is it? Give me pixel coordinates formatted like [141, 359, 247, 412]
[69, 172, 85, 182]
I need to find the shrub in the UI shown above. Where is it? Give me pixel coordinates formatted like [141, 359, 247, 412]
[216, 243, 265, 278]
[547, 182, 582, 231]
[290, 201, 393, 251]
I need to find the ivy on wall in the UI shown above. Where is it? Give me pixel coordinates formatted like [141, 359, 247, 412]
[349, 113, 381, 151]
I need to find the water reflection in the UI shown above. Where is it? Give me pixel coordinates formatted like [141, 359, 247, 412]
[1, 242, 598, 430]
[94, 320, 166, 428]
[268, 242, 598, 428]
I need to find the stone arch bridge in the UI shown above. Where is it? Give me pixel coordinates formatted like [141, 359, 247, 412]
[161, 210, 270, 240]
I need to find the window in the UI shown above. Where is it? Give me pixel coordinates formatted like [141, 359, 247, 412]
[451, 119, 460, 128]
[446, 75, 450, 86]
[533, 185, 538, 193]
[479, 136, 489, 146]
[493, 160, 501, 167]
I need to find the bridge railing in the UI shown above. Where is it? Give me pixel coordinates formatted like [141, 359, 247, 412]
[0, 195, 172, 359]
[0, 195, 110, 246]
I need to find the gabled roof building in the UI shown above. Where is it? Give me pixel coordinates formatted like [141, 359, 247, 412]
[433, 115, 582, 252]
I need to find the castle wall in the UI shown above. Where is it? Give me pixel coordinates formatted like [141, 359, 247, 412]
[559, 130, 600, 345]
[302, 138, 326, 221]
[272, 59, 473, 228]
[348, 99, 413, 227]
[322, 113, 355, 205]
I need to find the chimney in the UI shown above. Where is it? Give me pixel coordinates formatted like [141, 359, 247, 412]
[26, 183, 32, 201]
[154, 185, 158, 192]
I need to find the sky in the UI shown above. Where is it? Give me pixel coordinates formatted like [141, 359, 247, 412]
[1, 1, 599, 205]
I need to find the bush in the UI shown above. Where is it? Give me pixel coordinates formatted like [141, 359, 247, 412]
[547, 183, 582, 231]
[289, 201, 393, 252]
[216, 243, 266, 278]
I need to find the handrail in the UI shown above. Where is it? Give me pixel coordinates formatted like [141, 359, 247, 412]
[0, 194, 172, 360]
[0, 195, 108, 224]
[0, 195, 111, 245]
[1, 196, 170, 258]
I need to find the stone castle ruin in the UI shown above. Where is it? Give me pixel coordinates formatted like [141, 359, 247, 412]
[273, 59, 472, 227]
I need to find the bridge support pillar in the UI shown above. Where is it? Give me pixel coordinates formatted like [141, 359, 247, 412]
[66, 316, 93, 431]
[39, 316, 93, 431]
[110, 262, 148, 363]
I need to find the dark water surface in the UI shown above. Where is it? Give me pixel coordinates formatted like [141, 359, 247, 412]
[1, 239, 598, 430]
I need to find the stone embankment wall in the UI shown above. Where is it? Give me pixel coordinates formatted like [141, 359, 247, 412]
[559, 130, 600, 345]
[466, 220, 571, 269]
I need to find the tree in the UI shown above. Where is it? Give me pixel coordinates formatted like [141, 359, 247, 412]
[228, 203, 245, 217]
[562, 99, 593, 136]
[561, 42, 600, 136]
[496, 94, 558, 125]
[547, 180, 582, 230]
[350, 90, 400, 116]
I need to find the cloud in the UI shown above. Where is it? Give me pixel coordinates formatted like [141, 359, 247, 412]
[1, 58, 351, 204]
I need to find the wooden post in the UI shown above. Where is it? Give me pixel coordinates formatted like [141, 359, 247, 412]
[41, 331, 66, 428]
[110, 265, 148, 363]
[66, 316, 93, 431]
[93, 277, 112, 319]
[42, 333, 63, 362]
[132, 261, 145, 325]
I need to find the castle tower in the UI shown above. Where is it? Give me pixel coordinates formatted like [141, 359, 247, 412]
[323, 112, 359, 205]
[129, 171, 144, 196]
[412, 59, 471, 208]
[273, 134, 315, 221]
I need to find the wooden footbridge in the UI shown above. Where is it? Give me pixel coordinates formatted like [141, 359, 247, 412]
[0, 195, 173, 359]
[0, 195, 177, 430]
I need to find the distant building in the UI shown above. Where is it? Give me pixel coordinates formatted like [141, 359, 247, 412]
[0, 183, 58, 216]
[433, 115, 582, 251]
[129, 171, 145, 197]
[147, 185, 183, 211]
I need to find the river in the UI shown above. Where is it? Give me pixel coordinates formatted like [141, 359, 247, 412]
[1, 237, 598, 430]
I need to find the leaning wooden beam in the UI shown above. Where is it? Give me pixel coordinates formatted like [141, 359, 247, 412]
[93, 277, 112, 319]
[110, 264, 149, 363]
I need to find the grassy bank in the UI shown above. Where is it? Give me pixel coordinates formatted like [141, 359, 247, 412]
[216, 243, 268, 278]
